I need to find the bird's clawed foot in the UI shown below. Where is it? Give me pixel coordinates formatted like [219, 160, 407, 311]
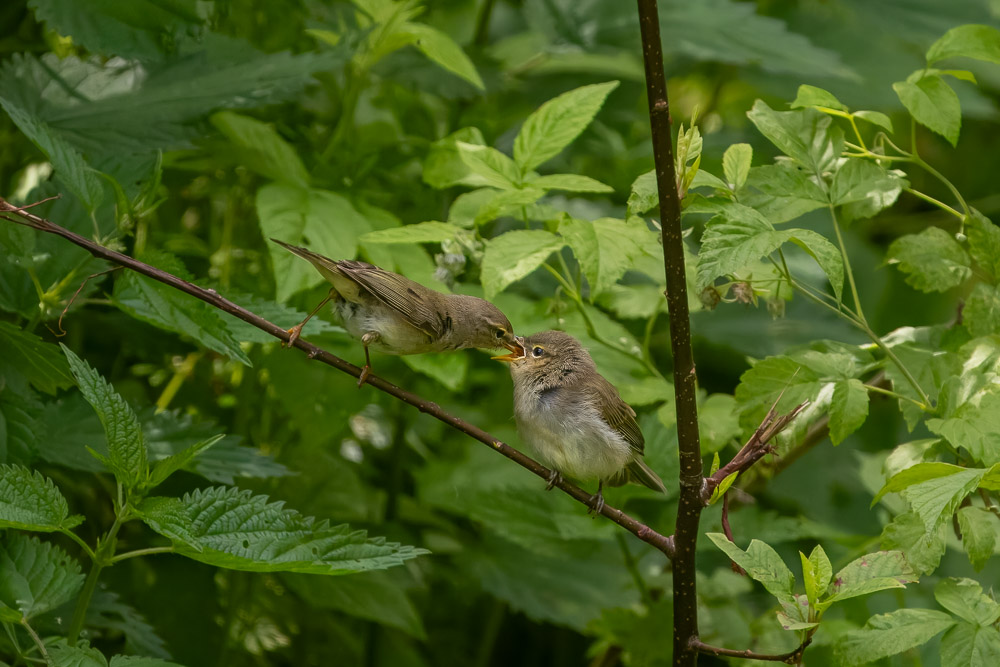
[285, 324, 304, 347]
[545, 469, 563, 491]
[587, 491, 605, 515]
[357, 364, 372, 388]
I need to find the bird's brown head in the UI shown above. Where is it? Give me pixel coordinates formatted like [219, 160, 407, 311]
[453, 296, 520, 353]
[493, 330, 594, 387]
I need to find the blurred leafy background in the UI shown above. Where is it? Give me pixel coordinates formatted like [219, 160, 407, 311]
[1, 0, 1000, 665]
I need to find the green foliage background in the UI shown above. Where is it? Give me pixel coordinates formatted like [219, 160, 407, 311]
[2, 0, 1000, 665]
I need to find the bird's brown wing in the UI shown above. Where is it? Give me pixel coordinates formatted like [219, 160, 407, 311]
[593, 376, 645, 455]
[334, 261, 443, 338]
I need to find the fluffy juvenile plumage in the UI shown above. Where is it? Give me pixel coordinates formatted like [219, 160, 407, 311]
[496, 330, 666, 511]
[273, 239, 519, 384]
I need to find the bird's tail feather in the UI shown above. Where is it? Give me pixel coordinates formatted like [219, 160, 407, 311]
[270, 238, 343, 285]
[625, 459, 667, 493]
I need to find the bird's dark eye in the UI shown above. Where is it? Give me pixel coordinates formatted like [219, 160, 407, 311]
[495, 329, 505, 338]
[532, 346, 544, 357]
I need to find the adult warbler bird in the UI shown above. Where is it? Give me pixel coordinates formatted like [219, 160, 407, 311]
[272, 239, 520, 385]
[494, 330, 666, 512]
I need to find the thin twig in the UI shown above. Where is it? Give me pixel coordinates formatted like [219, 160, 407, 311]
[53, 266, 122, 336]
[690, 637, 812, 665]
[0, 197, 676, 560]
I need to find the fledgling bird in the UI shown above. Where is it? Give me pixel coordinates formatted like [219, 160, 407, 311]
[494, 330, 666, 513]
[272, 239, 520, 386]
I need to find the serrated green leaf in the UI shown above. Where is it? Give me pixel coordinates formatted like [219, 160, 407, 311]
[927, 391, 1000, 465]
[903, 468, 988, 533]
[940, 622, 1000, 667]
[887, 226, 971, 293]
[527, 174, 613, 193]
[706, 533, 795, 603]
[360, 221, 463, 244]
[137, 487, 425, 574]
[258, 184, 371, 301]
[627, 170, 657, 217]
[881, 511, 947, 575]
[746, 101, 843, 175]
[957, 506, 998, 571]
[0, 534, 83, 620]
[0, 321, 74, 395]
[456, 143, 519, 189]
[853, 110, 894, 133]
[823, 550, 916, 606]
[480, 230, 565, 298]
[838, 608, 955, 666]
[741, 164, 827, 223]
[829, 378, 869, 444]
[62, 345, 148, 489]
[964, 283, 1000, 338]
[966, 210, 1000, 282]
[423, 127, 487, 189]
[145, 434, 224, 491]
[790, 85, 848, 111]
[0, 464, 83, 531]
[873, 462, 968, 505]
[472, 187, 546, 226]
[46, 642, 109, 667]
[722, 143, 752, 190]
[513, 82, 619, 173]
[559, 218, 654, 299]
[398, 22, 484, 90]
[829, 159, 905, 213]
[211, 111, 309, 187]
[927, 24, 1000, 66]
[935, 578, 1000, 626]
[893, 75, 961, 147]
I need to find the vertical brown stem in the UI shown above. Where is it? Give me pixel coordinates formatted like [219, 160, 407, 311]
[634, 1, 703, 664]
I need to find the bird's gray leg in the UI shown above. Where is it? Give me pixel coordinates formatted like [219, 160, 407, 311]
[287, 289, 335, 347]
[587, 480, 605, 515]
[545, 469, 563, 490]
[357, 331, 381, 387]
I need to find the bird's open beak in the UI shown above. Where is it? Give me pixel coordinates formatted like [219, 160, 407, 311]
[492, 339, 525, 363]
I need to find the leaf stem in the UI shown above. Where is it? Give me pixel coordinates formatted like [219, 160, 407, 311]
[828, 206, 866, 324]
[58, 528, 97, 561]
[903, 187, 964, 220]
[110, 546, 175, 563]
[67, 508, 126, 645]
[20, 619, 48, 661]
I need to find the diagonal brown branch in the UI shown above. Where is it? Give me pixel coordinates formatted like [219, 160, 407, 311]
[0, 196, 675, 559]
[690, 637, 812, 665]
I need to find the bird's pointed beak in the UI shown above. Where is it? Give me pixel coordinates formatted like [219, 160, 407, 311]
[492, 338, 525, 363]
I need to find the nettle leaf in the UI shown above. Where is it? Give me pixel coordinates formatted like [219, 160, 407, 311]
[85, 589, 170, 659]
[559, 218, 654, 298]
[0, 534, 83, 621]
[113, 251, 251, 366]
[627, 170, 657, 217]
[211, 111, 309, 187]
[219, 290, 340, 345]
[397, 22, 484, 90]
[746, 101, 844, 176]
[527, 174, 613, 193]
[360, 221, 463, 244]
[513, 81, 619, 173]
[790, 84, 847, 111]
[939, 622, 1000, 667]
[965, 210, 1000, 282]
[722, 143, 752, 190]
[838, 608, 955, 666]
[257, 184, 371, 301]
[956, 506, 999, 571]
[964, 283, 1000, 338]
[822, 550, 917, 607]
[46, 643, 108, 667]
[935, 577, 1000, 626]
[706, 533, 795, 603]
[138, 487, 425, 574]
[927, 391, 1000, 465]
[456, 142, 519, 189]
[741, 164, 827, 224]
[927, 24, 1000, 66]
[62, 345, 148, 489]
[0, 321, 74, 395]
[829, 159, 905, 213]
[480, 230, 565, 298]
[903, 468, 988, 533]
[887, 226, 971, 293]
[145, 434, 224, 491]
[893, 74, 961, 147]
[830, 379, 869, 445]
[0, 464, 83, 531]
[881, 511, 947, 575]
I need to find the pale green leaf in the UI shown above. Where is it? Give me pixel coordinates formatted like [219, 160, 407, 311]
[957, 506, 999, 571]
[838, 608, 955, 666]
[790, 85, 847, 111]
[873, 462, 969, 505]
[401, 352, 468, 392]
[360, 221, 463, 244]
[829, 159, 905, 213]
[881, 511, 947, 575]
[940, 623, 1000, 667]
[722, 143, 752, 190]
[0, 321, 74, 395]
[966, 210, 1000, 282]
[934, 578, 1000, 626]
[927, 24, 1000, 66]
[211, 111, 309, 187]
[893, 75, 961, 147]
[559, 218, 654, 298]
[887, 226, 971, 293]
[903, 468, 988, 533]
[0, 534, 83, 620]
[708, 472, 738, 505]
[809, 544, 833, 603]
[823, 550, 916, 606]
[706, 533, 795, 603]
[527, 174, 613, 193]
[398, 22, 484, 90]
[513, 82, 619, 172]
[473, 187, 546, 226]
[422, 126, 487, 189]
[627, 170, 657, 217]
[0, 464, 83, 532]
[741, 164, 827, 223]
[927, 391, 1000, 465]
[853, 110, 894, 133]
[456, 142, 519, 189]
[964, 283, 1000, 338]
[480, 230, 565, 298]
[829, 378, 869, 444]
[62, 344, 148, 489]
[746, 101, 844, 175]
[137, 487, 425, 574]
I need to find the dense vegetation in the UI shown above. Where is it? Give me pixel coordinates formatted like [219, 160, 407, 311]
[2, 1, 1000, 665]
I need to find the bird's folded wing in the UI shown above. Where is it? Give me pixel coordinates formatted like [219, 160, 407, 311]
[336, 261, 442, 338]
[595, 379, 645, 454]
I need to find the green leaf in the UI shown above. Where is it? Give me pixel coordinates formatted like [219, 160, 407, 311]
[957, 506, 999, 571]
[829, 159, 905, 213]
[893, 75, 961, 147]
[401, 352, 468, 392]
[0, 464, 83, 532]
[397, 22, 484, 90]
[708, 471, 738, 505]
[559, 218, 655, 298]
[85, 589, 170, 659]
[145, 434, 224, 491]
[423, 126, 487, 189]
[965, 210, 1000, 282]
[928, 391, 1000, 465]
[746, 101, 844, 175]
[62, 344, 148, 489]
[527, 174, 613, 193]
[0, 534, 83, 620]
[853, 110, 894, 133]
[742, 164, 827, 223]
[211, 111, 309, 187]
[903, 468, 988, 533]
[218, 291, 340, 345]
[472, 187, 546, 226]
[964, 283, 1000, 338]
[873, 462, 969, 505]
[881, 511, 947, 575]
[0, 321, 74, 395]
[935, 578, 1000, 626]
[887, 226, 971, 293]
[480, 230, 565, 299]
[722, 143, 752, 190]
[513, 82, 619, 173]
[257, 184, 371, 301]
[804, 545, 832, 606]
[137, 487, 425, 574]
[939, 622, 1000, 667]
[838, 608, 955, 666]
[706, 533, 795, 603]
[456, 143, 519, 189]
[46, 643, 108, 667]
[790, 85, 848, 111]
[627, 170, 657, 217]
[360, 221, 464, 244]
[822, 550, 917, 607]
[829, 379, 870, 444]
[927, 24, 1000, 66]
